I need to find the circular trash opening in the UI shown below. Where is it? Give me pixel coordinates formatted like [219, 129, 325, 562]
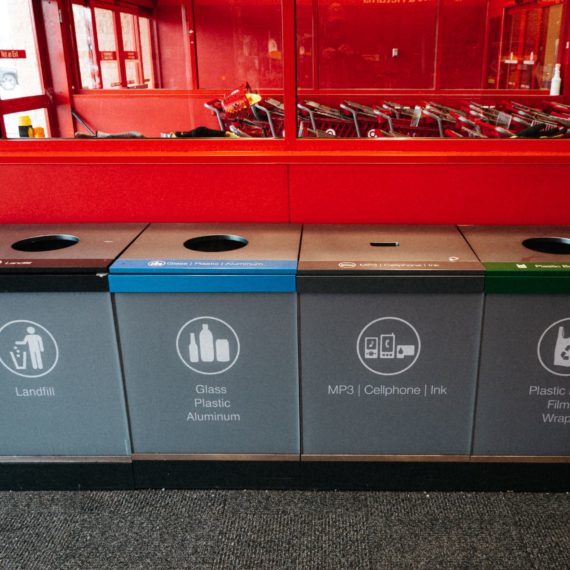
[184, 235, 248, 252]
[522, 237, 570, 255]
[12, 234, 80, 252]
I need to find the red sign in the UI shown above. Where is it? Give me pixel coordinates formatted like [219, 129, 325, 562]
[99, 51, 117, 61]
[0, 49, 26, 59]
[124, 51, 138, 60]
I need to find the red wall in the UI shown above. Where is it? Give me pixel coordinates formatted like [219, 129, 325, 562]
[2, 139, 570, 224]
[71, 93, 219, 136]
[289, 162, 570, 224]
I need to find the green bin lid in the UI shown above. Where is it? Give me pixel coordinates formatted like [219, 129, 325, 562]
[460, 225, 570, 294]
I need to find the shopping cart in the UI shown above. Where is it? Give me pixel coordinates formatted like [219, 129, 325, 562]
[297, 100, 359, 138]
[339, 101, 386, 138]
[373, 102, 442, 138]
[250, 98, 286, 138]
[204, 83, 284, 138]
[204, 98, 271, 137]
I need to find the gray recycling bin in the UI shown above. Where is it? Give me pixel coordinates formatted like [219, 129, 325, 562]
[461, 225, 570, 457]
[110, 224, 300, 459]
[298, 225, 484, 458]
[0, 224, 145, 459]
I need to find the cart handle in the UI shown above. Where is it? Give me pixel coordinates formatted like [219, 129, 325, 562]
[204, 101, 225, 131]
[339, 103, 362, 138]
[252, 103, 278, 138]
[422, 109, 445, 138]
[297, 103, 317, 132]
[373, 108, 395, 135]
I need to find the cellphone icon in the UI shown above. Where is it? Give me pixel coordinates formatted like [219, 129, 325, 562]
[380, 334, 396, 359]
[364, 337, 379, 359]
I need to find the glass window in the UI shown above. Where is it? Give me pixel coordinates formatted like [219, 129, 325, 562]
[139, 17, 154, 88]
[121, 12, 141, 86]
[73, 4, 100, 89]
[194, 0, 284, 89]
[95, 7, 120, 88]
[294, 0, 567, 138]
[73, 3, 156, 90]
[438, 0, 488, 89]
[498, 1, 563, 90]
[0, 0, 44, 100]
[317, 0, 438, 89]
[3, 108, 49, 139]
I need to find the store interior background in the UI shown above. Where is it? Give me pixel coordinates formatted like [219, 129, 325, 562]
[1, 0, 570, 225]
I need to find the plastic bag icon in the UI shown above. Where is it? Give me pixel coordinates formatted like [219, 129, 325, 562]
[553, 326, 570, 367]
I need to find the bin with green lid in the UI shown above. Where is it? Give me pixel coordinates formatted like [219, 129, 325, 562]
[461, 225, 570, 458]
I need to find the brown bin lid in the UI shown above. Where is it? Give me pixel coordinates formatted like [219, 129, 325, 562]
[0, 224, 146, 272]
[460, 225, 570, 263]
[299, 225, 482, 273]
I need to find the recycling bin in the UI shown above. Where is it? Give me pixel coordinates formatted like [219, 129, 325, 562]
[298, 225, 484, 458]
[110, 224, 301, 459]
[461, 226, 570, 458]
[0, 224, 145, 461]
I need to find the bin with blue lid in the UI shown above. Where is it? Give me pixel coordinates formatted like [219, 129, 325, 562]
[110, 224, 301, 461]
[298, 225, 484, 459]
[0, 224, 145, 478]
[461, 225, 570, 458]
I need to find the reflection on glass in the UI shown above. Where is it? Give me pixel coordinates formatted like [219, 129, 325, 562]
[194, 0, 283, 89]
[297, 0, 314, 89]
[294, 0, 567, 139]
[438, 0, 487, 89]
[318, 0, 437, 89]
[498, 2, 562, 89]
[297, 0, 564, 92]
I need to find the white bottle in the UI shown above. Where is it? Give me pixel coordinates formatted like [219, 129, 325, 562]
[199, 324, 215, 362]
[189, 333, 199, 363]
[550, 63, 562, 96]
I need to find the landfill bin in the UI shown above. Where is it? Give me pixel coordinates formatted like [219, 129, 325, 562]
[298, 225, 484, 458]
[461, 225, 570, 458]
[0, 224, 145, 461]
[110, 224, 301, 459]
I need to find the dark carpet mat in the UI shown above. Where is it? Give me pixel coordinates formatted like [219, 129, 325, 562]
[0, 490, 568, 569]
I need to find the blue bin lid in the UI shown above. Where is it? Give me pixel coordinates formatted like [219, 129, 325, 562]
[109, 224, 301, 293]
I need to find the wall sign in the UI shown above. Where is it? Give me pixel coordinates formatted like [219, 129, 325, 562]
[0, 50, 26, 59]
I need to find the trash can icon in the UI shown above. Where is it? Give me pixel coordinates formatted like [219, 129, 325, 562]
[298, 225, 484, 458]
[461, 225, 570, 457]
[110, 224, 301, 459]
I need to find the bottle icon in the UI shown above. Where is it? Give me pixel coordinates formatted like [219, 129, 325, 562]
[189, 333, 199, 363]
[215, 339, 230, 362]
[199, 324, 215, 362]
[550, 63, 562, 96]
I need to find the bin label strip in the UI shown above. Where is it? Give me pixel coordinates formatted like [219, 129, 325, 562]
[109, 274, 296, 293]
[110, 259, 297, 274]
[484, 262, 570, 273]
